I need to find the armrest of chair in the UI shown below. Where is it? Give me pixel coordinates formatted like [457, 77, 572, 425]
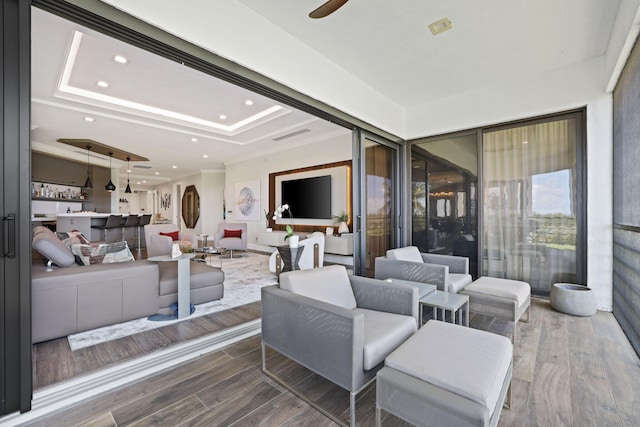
[350, 275, 419, 323]
[261, 285, 364, 391]
[213, 231, 223, 247]
[374, 257, 448, 291]
[421, 253, 469, 274]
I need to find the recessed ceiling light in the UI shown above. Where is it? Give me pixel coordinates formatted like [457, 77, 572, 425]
[83, 116, 95, 122]
[203, 154, 209, 158]
[97, 80, 109, 88]
[127, 169, 131, 173]
[172, 165, 177, 169]
[113, 55, 128, 64]
[142, 180, 147, 183]
[522, 140, 529, 145]
[191, 137, 198, 142]
[245, 100, 254, 106]
[219, 114, 227, 120]
[136, 182, 141, 185]
[428, 17, 452, 35]
[155, 172, 160, 175]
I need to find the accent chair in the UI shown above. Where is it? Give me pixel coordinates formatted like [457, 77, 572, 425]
[143, 223, 197, 258]
[268, 231, 325, 274]
[261, 265, 419, 426]
[213, 223, 247, 258]
[375, 246, 473, 293]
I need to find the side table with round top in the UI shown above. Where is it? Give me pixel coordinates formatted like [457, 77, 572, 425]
[147, 253, 195, 318]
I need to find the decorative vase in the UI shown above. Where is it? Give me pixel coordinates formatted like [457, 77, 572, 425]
[171, 243, 182, 258]
[338, 221, 349, 234]
[288, 235, 299, 248]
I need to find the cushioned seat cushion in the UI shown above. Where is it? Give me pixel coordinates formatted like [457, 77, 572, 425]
[463, 276, 530, 306]
[448, 273, 473, 293]
[385, 321, 512, 412]
[158, 262, 224, 296]
[279, 265, 357, 309]
[354, 308, 417, 370]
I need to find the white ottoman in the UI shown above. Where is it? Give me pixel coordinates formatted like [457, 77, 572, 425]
[460, 276, 531, 343]
[376, 321, 513, 427]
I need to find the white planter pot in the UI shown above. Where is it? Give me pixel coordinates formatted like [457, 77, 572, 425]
[288, 235, 299, 248]
[338, 221, 349, 234]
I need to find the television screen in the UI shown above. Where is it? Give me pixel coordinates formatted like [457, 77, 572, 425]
[281, 175, 332, 219]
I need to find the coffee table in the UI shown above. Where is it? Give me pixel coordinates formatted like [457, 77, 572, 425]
[147, 253, 196, 319]
[419, 290, 469, 327]
[193, 247, 225, 267]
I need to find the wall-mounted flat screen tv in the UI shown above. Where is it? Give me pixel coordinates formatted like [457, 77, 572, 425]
[281, 175, 332, 219]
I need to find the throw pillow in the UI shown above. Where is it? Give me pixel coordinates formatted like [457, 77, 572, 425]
[56, 230, 91, 246]
[159, 231, 179, 241]
[223, 229, 242, 238]
[71, 241, 135, 265]
[32, 231, 76, 267]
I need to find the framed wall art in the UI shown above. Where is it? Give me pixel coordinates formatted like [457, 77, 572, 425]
[235, 180, 260, 221]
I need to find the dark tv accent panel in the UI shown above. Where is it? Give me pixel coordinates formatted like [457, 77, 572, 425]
[281, 175, 332, 219]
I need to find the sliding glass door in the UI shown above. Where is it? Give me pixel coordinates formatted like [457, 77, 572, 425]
[354, 132, 400, 277]
[482, 112, 585, 295]
[411, 133, 479, 275]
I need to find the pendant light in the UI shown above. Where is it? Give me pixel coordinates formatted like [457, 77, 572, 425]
[83, 145, 93, 189]
[125, 156, 132, 194]
[105, 152, 116, 192]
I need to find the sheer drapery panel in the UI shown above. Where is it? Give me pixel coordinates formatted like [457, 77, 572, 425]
[483, 119, 578, 294]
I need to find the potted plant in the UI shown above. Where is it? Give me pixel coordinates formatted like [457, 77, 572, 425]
[273, 204, 298, 247]
[333, 211, 350, 234]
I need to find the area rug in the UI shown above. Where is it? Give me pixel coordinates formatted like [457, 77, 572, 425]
[67, 252, 276, 350]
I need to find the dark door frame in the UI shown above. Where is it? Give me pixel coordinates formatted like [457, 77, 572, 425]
[1, 0, 33, 416]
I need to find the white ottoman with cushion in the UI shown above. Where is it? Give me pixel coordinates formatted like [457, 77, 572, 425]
[460, 276, 531, 343]
[376, 321, 513, 427]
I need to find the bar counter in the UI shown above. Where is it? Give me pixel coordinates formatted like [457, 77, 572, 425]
[56, 212, 142, 241]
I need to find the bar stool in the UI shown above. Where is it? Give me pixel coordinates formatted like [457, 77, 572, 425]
[135, 214, 152, 249]
[91, 215, 122, 243]
[121, 215, 139, 245]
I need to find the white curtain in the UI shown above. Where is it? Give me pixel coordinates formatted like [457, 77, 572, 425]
[483, 119, 577, 291]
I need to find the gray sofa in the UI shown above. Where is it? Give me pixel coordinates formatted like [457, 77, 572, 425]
[31, 226, 224, 343]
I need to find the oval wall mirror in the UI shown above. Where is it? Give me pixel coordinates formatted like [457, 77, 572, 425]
[181, 185, 200, 228]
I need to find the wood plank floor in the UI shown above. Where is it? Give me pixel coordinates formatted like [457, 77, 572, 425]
[32, 301, 263, 389]
[25, 298, 640, 427]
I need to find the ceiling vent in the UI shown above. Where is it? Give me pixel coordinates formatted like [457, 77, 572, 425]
[133, 165, 153, 169]
[273, 129, 311, 141]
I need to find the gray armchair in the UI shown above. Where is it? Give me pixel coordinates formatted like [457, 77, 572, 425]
[143, 223, 197, 258]
[213, 223, 247, 258]
[261, 265, 418, 426]
[375, 246, 472, 293]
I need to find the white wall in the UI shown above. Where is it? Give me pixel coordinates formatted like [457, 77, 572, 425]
[153, 170, 225, 238]
[225, 134, 352, 249]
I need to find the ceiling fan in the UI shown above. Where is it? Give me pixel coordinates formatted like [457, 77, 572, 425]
[309, 0, 349, 19]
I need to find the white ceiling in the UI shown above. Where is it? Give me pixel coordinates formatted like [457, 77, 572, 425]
[31, 7, 350, 190]
[238, 0, 621, 108]
[32, 0, 632, 190]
